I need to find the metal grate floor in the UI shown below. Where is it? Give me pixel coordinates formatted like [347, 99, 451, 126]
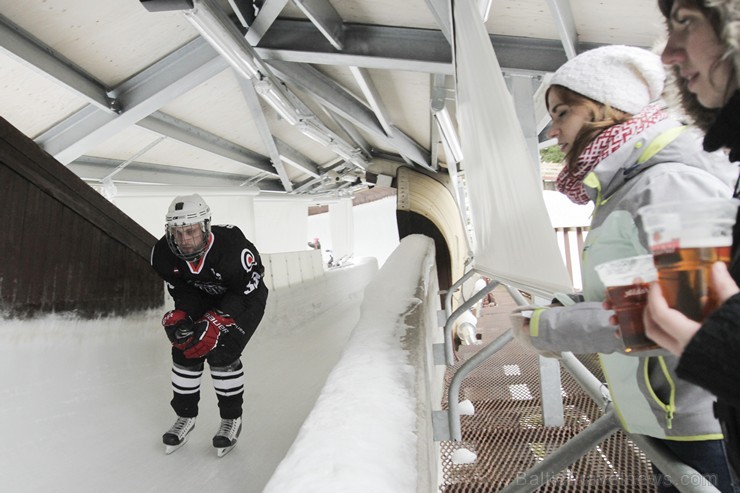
[439, 287, 657, 492]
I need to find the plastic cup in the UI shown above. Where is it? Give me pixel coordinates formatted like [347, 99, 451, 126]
[638, 198, 739, 322]
[595, 255, 659, 353]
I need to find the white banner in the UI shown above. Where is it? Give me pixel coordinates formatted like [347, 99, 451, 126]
[453, 0, 574, 297]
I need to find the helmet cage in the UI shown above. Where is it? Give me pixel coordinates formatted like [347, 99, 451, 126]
[165, 194, 212, 261]
[166, 220, 211, 261]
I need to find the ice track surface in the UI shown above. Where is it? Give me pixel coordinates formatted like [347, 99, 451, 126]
[0, 260, 377, 493]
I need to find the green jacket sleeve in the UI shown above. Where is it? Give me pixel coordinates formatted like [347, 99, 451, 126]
[529, 302, 626, 354]
[530, 303, 671, 356]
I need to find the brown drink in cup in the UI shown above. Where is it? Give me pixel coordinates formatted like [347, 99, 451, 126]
[605, 282, 656, 351]
[651, 244, 731, 322]
[595, 255, 659, 353]
[639, 198, 739, 322]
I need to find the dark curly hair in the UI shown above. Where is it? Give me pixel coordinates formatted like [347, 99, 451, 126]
[657, 0, 729, 131]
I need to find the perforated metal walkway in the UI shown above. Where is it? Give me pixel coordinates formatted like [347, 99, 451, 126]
[439, 287, 657, 492]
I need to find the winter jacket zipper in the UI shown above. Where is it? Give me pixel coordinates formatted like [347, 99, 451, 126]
[643, 356, 677, 429]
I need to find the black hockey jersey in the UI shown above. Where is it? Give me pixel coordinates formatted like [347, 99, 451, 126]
[151, 225, 268, 328]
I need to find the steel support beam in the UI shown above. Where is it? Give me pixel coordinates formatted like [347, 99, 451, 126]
[506, 74, 541, 174]
[348, 66, 393, 136]
[274, 139, 320, 178]
[35, 37, 229, 165]
[227, 0, 255, 27]
[236, 75, 293, 190]
[255, 20, 609, 74]
[0, 13, 114, 111]
[3, 14, 280, 178]
[430, 74, 448, 169]
[245, 0, 290, 45]
[69, 156, 282, 190]
[138, 111, 278, 176]
[325, 111, 372, 160]
[532, 73, 554, 135]
[424, 0, 452, 45]
[545, 0, 578, 60]
[293, 0, 345, 50]
[268, 60, 432, 169]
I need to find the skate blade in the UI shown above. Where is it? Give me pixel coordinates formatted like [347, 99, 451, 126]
[164, 436, 189, 455]
[216, 444, 236, 457]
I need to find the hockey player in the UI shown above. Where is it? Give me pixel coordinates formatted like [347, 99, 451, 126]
[150, 194, 268, 456]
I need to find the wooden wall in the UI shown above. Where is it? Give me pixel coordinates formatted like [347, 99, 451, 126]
[0, 116, 163, 318]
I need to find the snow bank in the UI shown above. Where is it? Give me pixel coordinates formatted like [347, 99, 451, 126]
[263, 234, 441, 493]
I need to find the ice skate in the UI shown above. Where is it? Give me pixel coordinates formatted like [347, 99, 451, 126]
[162, 416, 196, 454]
[212, 417, 242, 457]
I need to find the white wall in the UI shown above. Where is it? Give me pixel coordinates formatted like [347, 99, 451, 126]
[253, 199, 309, 253]
[106, 185, 312, 253]
[308, 195, 400, 268]
[542, 190, 593, 228]
[108, 185, 260, 240]
[353, 196, 399, 267]
[329, 198, 354, 260]
[104, 184, 398, 267]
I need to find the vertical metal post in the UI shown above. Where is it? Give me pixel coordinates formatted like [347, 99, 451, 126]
[443, 280, 499, 365]
[538, 355, 564, 427]
[559, 352, 611, 409]
[444, 269, 476, 320]
[448, 330, 514, 441]
[503, 283, 564, 426]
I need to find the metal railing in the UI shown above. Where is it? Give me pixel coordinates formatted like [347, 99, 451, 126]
[436, 272, 719, 493]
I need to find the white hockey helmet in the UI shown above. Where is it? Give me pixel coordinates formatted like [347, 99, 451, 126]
[165, 194, 212, 261]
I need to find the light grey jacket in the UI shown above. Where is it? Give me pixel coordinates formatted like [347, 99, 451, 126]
[529, 118, 736, 438]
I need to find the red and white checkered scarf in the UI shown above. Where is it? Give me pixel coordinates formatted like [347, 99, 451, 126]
[556, 103, 667, 204]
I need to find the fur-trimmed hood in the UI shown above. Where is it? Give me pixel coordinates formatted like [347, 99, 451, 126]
[659, 0, 740, 131]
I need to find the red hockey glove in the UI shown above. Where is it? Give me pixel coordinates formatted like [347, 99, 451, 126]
[176, 310, 235, 359]
[162, 309, 194, 345]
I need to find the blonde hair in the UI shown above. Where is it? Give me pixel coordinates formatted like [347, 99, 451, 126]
[547, 85, 632, 170]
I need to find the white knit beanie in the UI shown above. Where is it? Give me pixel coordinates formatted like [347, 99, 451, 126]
[549, 45, 665, 114]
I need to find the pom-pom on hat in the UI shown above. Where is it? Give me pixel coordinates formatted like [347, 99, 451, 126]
[549, 45, 665, 114]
